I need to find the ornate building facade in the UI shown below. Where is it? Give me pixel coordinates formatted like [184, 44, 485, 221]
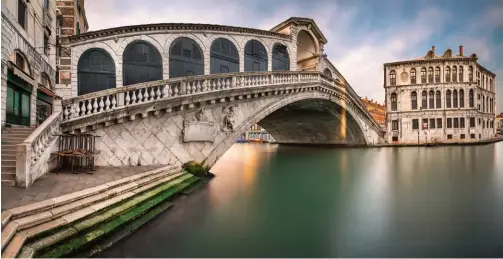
[361, 97, 385, 128]
[384, 46, 497, 144]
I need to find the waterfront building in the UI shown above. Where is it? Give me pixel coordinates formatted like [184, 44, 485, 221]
[384, 46, 497, 144]
[361, 97, 386, 129]
[54, 0, 88, 99]
[1, 0, 58, 127]
[237, 124, 276, 143]
[496, 113, 503, 132]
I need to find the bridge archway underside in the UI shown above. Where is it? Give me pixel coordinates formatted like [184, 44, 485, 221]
[61, 72, 383, 168]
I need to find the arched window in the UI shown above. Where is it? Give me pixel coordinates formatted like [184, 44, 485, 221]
[469, 89, 474, 107]
[14, 51, 31, 75]
[410, 68, 416, 84]
[429, 90, 434, 109]
[390, 93, 397, 111]
[428, 67, 434, 83]
[459, 66, 464, 82]
[436, 90, 441, 108]
[77, 48, 116, 95]
[446, 90, 452, 108]
[210, 38, 239, 74]
[389, 70, 396, 86]
[40, 73, 52, 90]
[445, 66, 450, 82]
[421, 67, 427, 83]
[411, 91, 417, 109]
[422, 90, 427, 109]
[459, 89, 464, 108]
[272, 43, 289, 71]
[323, 68, 332, 78]
[486, 96, 489, 112]
[435, 67, 441, 82]
[123, 41, 162, 86]
[469, 66, 473, 81]
[453, 90, 458, 108]
[169, 37, 204, 78]
[452, 66, 457, 82]
[244, 40, 267, 72]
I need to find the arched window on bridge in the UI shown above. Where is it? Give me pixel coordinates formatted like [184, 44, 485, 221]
[210, 38, 239, 74]
[390, 93, 397, 111]
[459, 89, 464, 108]
[411, 91, 417, 110]
[436, 90, 441, 108]
[453, 89, 458, 108]
[77, 48, 116, 96]
[123, 41, 162, 86]
[446, 90, 451, 108]
[244, 40, 268, 72]
[421, 90, 427, 109]
[469, 89, 474, 107]
[323, 68, 332, 78]
[429, 90, 434, 109]
[169, 37, 204, 78]
[272, 43, 289, 71]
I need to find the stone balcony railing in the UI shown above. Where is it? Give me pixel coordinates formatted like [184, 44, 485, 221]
[61, 71, 382, 133]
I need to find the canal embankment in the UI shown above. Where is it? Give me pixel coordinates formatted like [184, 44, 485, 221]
[374, 135, 503, 148]
[1, 164, 208, 258]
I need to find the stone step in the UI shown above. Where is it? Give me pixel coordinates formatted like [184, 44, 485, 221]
[1, 180, 16, 187]
[22, 174, 197, 258]
[1, 165, 16, 172]
[0, 165, 182, 255]
[1, 154, 16, 160]
[2, 160, 16, 166]
[1, 145, 18, 152]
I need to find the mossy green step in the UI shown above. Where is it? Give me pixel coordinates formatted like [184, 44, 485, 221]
[37, 176, 198, 258]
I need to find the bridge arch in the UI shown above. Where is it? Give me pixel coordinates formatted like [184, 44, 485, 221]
[122, 40, 163, 86]
[118, 35, 166, 82]
[164, 33, 208, 76]
[210, 38, 240, 74]
[168, 37, 205, 78]
[244, 39, 268, 72]
[272, 43, 290, 71]
[77, 48, 116, 95]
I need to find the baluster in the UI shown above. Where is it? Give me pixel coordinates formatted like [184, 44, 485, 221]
[105, 96, 111, 110]
[155, 86, 161, 100]
[82, 101, 88, 115]
[144, 87, 150, 101]
[161, 84, 167, 98]
[215, 78, 220, 90]
[99, 97, 105, 112]
[150, 87, 155, 100]
[137, 89, 143, 103]
[125, 92, 131, 105]
[76, 102, 82, 117]
[199, 80, 204, 92]
[173, 84, 179, 96]
[111, 95, 117, 108]
[131, 90, 137, 103]
[92, 98, 98, 113]
[64, 106, 69, 120]
[193, 81, 199, 93]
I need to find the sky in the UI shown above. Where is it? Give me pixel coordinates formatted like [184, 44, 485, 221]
[85, 0, 503, 112]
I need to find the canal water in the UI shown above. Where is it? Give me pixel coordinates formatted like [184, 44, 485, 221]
[99, 142, 503, 257]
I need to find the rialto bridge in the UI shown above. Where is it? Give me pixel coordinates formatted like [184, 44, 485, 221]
[17, 17, 385, 187]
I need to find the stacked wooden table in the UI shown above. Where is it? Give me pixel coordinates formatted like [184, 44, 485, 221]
[51, 133, 100, 174]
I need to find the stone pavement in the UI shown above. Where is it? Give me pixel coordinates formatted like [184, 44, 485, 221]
[1, 165, 161, 210]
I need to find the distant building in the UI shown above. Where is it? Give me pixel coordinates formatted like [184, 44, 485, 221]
[54, 0, 89, 99]
[496, 113, 503, 132]
[384, 46, 497, 144]
[361, 97, 386, 129]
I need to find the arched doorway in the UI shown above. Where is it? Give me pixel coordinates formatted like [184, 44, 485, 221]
[123, 41, 163, 86]
[296, 30, 318, 71]
[210, 38, 239, 74]
[77, 48, 116, 95]
[272, 43, 289, 71]
[169, 37, 204, 78]
[244, 40, 267, 72]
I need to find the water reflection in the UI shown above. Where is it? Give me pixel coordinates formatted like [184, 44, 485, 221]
[100, 142, 503, 258]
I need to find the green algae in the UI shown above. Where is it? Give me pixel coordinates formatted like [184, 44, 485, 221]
[36, 176, 198, 258]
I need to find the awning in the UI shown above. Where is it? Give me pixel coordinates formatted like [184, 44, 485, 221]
[9, 62, 37, 87]
[37, 85, 56, 98]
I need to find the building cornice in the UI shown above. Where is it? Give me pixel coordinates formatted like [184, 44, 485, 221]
[69, 23, 290, 43]
[270, 17, 328, 44]
[384, 57, 476, 67]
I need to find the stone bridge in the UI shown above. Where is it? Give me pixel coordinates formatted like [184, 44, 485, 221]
[20, 17, 384, 186]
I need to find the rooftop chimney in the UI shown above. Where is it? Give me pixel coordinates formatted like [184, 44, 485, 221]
[432, 46, 435, 55]
[459, 45, 464, 56]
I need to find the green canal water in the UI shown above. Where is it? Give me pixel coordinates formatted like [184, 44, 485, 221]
[99, 142, 503, 257]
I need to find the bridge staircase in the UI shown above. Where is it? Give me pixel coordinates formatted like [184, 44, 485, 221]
[1, 126, 36, 186]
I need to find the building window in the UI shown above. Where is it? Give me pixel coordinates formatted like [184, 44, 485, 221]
[445, 66, 451, 82]
[44, 35, 49, 55]
[453, 90, 458, 108]
[392, 120, 399, 131]
[421, 67, 427, 83]
[482, 96, 485, 112]
[169, 37, 204, 78]
[77, 48, 116, 95]
[471, 134, 475, 139]
[436, 90, 441, 108]
[459, 66, 464, 82]
[18, 0, 26, 30]
[123, 41, 163, 86]
[469, 89, 474, 107]
[389, 70, 396, 86]
[412, 119, 419, 130]
[452, 66, 457, 82]
[470, 117, 475, 127]
[446, 90, 451, 108]
[486, 96, 489, 113]
[428, 67, 434, 83]
[390, 93, 397, 111]
[479, 118, 481, 125]
[437, 118, 442, 128]
[210, 38, 239, 74]
[411, 91, 417, 110]
[435, 67, 441, 82]
[447, 134, 453, 139]
[76, 22, 80, 35]
[430, 118, 436, 129]
[461, 134, 465, 139]
[271, 43, 290, 71]
[459, 89, 464, 108]
[323, 68, 332, 78]
[422, 91, 427, 109]
[447, 118, 452, 128]
[15, 52, 26, 70]
[469, 66, 473, 81]
[410, 68, 416, 84]
[55, 67, 59, 84]
[422, 119, 428, 129]
[460, 117, 465, 128]
[244, 40, 268, 72]
[454, 118, 459, 128]
[429, 90, 434, 109]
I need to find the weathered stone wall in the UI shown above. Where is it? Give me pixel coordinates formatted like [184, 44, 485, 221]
[87, 91, 378, 169]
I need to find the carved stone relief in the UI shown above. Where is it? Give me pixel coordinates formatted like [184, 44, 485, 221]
[182, 108, 216, 143]
[221, 105, 236, 132]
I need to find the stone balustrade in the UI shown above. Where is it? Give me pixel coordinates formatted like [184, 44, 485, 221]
[62, 71, 338, 122]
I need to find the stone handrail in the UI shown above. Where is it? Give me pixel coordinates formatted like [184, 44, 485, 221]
[16, 112, 62, 187]
[62, 71, 342, 122]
